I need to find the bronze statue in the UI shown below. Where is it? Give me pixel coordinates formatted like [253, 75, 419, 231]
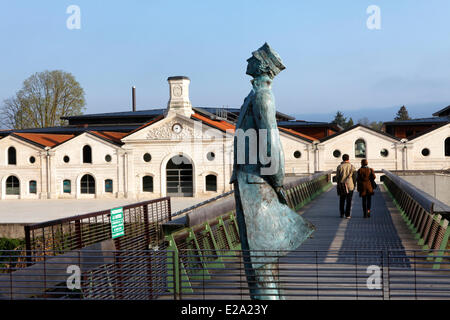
[230, 43, 315, 300]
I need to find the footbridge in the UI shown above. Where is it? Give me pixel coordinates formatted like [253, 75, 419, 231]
[0, 170, 449, 300]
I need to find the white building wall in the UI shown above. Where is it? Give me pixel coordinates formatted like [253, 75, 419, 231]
[0, 136, 43, 200]
[0, 122, 448, 201]
[406, 124, 450, 170]
[318, 127, 400, 172]
[52, 133, 121, 199]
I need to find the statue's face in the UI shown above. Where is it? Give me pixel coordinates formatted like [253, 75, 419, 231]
[246, 56, 261, 77]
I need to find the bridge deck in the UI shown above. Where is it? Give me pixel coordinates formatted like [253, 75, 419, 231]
[172, 185, 443, 300]
[297, 184, 421, 252]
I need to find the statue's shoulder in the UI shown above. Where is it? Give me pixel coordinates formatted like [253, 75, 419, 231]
[253, 87, 274, 107]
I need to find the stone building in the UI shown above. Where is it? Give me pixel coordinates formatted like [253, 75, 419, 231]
[0, 76, 449, 200]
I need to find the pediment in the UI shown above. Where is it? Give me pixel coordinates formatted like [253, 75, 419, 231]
[321, 125, 399, 145]
[122, 114, 227, 142]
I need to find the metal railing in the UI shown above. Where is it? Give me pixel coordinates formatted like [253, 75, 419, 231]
[23, 197, 172, 264]
[382, 170, 450, 267]
[170, 171, 332, 229]
[0, 249, 176, 300]
[175, 249, 450, 300]
[283, 171, 332, 210]
[1, 249, 449, 300]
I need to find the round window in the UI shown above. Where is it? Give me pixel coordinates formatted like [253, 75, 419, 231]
[143, 153, 152, 162]
[63, 156, 70, 163]
[105, 154, 112, 162]
[421, 148, 430, 157]
[293, 151, 301, 159]
[380, 149, 389, 157]
[29, 156, 36, 164]
[333, 150, 341, 158]
[207, 152, 215, 161]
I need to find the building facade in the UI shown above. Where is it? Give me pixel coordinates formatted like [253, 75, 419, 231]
[0, 77, 449, 200]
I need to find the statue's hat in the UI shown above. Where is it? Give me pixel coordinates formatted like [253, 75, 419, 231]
[252, 42, 286, 78]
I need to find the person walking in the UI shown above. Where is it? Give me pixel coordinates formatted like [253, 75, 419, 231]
[356, 159, 376, 218]
[336, 154, 357, 219]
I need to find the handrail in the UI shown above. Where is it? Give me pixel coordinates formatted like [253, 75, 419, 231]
[168, 171, 332, 229]
[382, 170, 450, 213]
[283, 170, 332, 190]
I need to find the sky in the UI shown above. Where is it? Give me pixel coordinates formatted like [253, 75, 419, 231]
[1, 1, 450, 122]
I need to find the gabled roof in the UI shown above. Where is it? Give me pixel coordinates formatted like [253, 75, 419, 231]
[89, 131, 129, 144]
[278, 127, 317, 143]
[61, 109, 165, 120]
[191, 113, 236, 132]
[432, 105, 450, 117]
[11, 133, 75, 148]
[406, 122, 450, 141]
[319, 124, 400, 143]
[121, 115, 165, 138]
[4, 125, 138, 134]
[383, 116, 449, 126]
[277, 120, 342, 131]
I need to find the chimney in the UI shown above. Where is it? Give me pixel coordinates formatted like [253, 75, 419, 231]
[132, 86, 136, 112]
[165, 76, 193, 118]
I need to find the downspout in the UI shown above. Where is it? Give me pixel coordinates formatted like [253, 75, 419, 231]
[313, 142, 319, 173]
[401, 139, 407, 171]
[45, 146, 51, 199]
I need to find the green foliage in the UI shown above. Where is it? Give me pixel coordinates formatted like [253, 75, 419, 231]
[0, 238, 25, 271]
[395, 105, 411, 121]
[346, 117, 354, 129]
[332, 111, 355, 130]
[0, 237, 24, 251]
[1, 70, 86, 129]
[370, 121, 384, 131]
[332, 111, 347, 128]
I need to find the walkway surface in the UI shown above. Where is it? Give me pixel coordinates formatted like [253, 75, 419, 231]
[297, 184, 420, 252]
[174, 185, 438, 300]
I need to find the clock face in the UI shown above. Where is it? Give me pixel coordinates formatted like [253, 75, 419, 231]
[172, 123, 183, 134]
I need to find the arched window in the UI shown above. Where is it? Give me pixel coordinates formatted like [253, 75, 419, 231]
[80, 174, 95, 194]
[8, 147, 17, 165]
[63, 180, 71, 193]
[83, 145, 92, 164]
[445, 137, 450, 157]
[355, 139, 366, 158]
[205, 174, 217, 192]
[142, 176, 153, 192]
[105, 179, 113, 193]
[6, 176, 20, 195]
[29, 180, 37, 194]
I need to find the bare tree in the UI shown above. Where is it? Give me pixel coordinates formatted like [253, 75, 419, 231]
[1, 70, 85, 129]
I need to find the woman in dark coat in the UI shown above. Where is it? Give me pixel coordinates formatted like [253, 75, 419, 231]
[357, 159, 376, 218]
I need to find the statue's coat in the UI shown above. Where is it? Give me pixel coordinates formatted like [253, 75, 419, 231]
[231, 75, 315, 268]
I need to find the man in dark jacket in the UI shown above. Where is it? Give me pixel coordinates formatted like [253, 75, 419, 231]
[336, 154, 357, 219]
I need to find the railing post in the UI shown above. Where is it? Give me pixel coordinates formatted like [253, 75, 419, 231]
[173, 250, 180, 300]
[315, 251, 319, 300]
[355, 251, 358, 300]
[387, 251, 391, 300]
[24, 225, 32, 264]
[75, 220, 83, 249]
[414, 251, 417, 300]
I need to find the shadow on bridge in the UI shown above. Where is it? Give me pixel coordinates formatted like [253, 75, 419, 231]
[286, 185, 414, 266]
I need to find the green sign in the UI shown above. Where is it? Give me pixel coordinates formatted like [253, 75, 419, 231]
[110, 207, 125, 239]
